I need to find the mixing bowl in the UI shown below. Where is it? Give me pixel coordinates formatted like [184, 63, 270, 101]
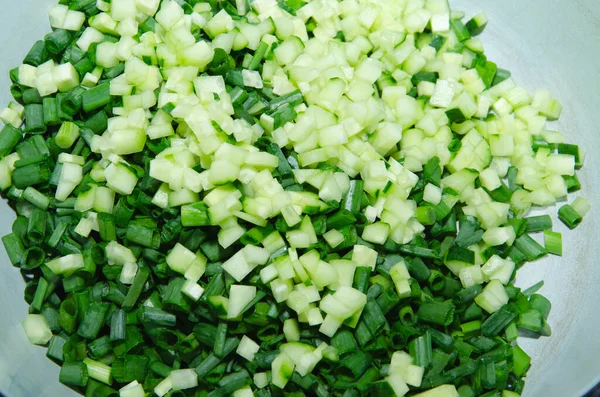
[0, 0, 598, 396]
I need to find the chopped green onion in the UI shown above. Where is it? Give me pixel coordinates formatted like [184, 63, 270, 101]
[543, 230, 562, 256]
[25, 104, 47, 134]
[0, 2, 589, 396]
[24, 40, 48, 67]
[110, 309, 126, 341]
[82, 82, 110, 113]
[59, 361, 89, 387]
[0, 124, 23, 156]
[557, 204, 583, 229]
[417, 301, 455, 326]
[77, 302, 110, 339]
[525, 215, 552, 232]
[45, 29, 72, 55]
[513, 234, 547, 261]
[83, 357, 112, 385]
[2, 232, 25, 265]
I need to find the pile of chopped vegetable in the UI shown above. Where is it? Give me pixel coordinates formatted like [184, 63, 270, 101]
[0, 0, 590, 396]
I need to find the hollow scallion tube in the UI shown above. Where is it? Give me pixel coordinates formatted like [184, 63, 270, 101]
[525, 215, 552, 232]
[558, 204, 583, 229]
[0, 124, 23, 155]
[417, 300, 455, 326]
[59, 361, 89, 387]
[2, 232, 25, 265]
[25, 104, 46, 134]
[82, 82, 110, 113]
[77, 302, 110, 340]
[44, 29, 72, 55]
[544, 230, 562, 256]
[23, 40, 48, 66]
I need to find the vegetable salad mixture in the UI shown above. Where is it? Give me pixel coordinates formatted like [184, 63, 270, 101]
[0, 0, 589, 396]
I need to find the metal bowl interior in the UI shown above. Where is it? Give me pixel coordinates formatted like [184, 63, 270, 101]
[0, 1, 598, 396]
